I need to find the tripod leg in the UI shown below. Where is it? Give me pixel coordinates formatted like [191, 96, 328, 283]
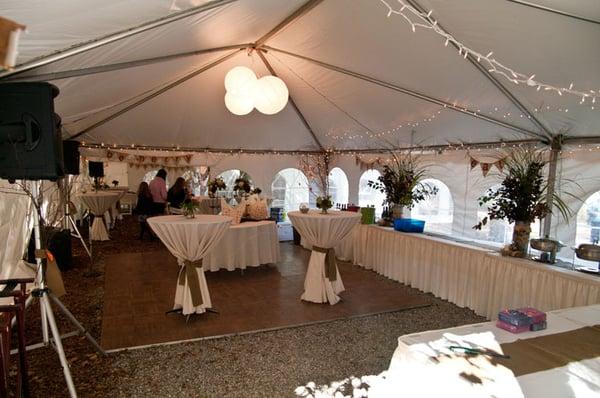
[49, 294, 106, 356]
[40, 295, 78, 398]
[69, 216, 91, 259]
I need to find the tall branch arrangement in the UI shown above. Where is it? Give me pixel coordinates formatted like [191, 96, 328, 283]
[474, 149, 571, 229]
[368, 152, 437, 209]
[299, 153, 332, 197]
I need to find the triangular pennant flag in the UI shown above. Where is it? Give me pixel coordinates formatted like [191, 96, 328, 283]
[495, 159, 505, 172]
[481, 162, 491, 177]
[470, 156, 479, 169]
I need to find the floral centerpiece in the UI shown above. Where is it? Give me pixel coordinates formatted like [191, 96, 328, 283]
[207, 177, 226, 198]
[299, 153, 334, 213]
[180, 199, 198, 218]
[474, 149, 570, 257]
[233, 177, 252, 194]
[367, 152, 437, 221]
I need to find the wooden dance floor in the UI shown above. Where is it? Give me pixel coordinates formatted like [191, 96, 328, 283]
[101, 243, 430, 350]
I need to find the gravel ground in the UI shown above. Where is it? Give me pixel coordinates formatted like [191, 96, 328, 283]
[13, 217, 484, 397]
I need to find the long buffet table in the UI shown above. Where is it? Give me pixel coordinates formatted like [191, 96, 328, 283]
[387, 305, 600, 397]
[335, 225, 600, 319]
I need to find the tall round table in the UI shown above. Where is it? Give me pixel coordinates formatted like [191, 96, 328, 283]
[147, 215, 231, 315]
[79, 191, 123, 241]
[288, 210, 361, 305]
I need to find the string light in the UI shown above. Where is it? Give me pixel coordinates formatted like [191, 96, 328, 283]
[380, 0, 599, 105]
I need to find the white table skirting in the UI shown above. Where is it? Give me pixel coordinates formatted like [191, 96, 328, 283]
[79, 191, 122, 241]
[288, 210, 360, 305]
[203, 221, 280, 272]
[388, 304, 600, 398]
[147, 215, 231, 315]
[343, 225, 599, 319]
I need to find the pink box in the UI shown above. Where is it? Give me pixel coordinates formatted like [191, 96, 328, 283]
[517, 307, 546, 324]
[496, 320, 529, 333]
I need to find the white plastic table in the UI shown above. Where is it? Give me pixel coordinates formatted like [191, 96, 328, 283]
[147, 215, 231, 315]
[288, 210, 360, 304]
[78, 191, 122, 240]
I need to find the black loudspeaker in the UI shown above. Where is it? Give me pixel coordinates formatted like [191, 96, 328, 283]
[88, 161, 104, 177]
[62, 140, 80, 175]
[0, 82, 64, 181]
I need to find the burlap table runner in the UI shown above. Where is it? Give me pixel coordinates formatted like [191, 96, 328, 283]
[495, 325, 600, 377]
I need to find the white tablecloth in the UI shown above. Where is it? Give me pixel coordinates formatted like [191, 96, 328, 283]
[203, 221, 280, 272]
[79, 191, 122, 241]
[389, 305, 600, 397]
[288, 210, 360, 304]
[147, 215, 231, 315]
[346, 225, 600, 319]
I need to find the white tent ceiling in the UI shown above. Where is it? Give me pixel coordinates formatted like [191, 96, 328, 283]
[2, 0, 599, 151]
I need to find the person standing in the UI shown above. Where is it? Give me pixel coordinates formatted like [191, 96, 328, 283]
[134, 182, 154, 240]
[167, 177, 188, 209]
[149, 169, 168, 215]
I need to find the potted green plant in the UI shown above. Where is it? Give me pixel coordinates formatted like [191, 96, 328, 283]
[474, 149, 571, 257]
[368, 152, 437, 220]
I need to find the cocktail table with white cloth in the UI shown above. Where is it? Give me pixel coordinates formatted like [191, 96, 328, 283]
[78, 191, 123, 241]
[203, 220, 280, 272]
[288, 210, 361, 305]
[147, 215, 231, 315]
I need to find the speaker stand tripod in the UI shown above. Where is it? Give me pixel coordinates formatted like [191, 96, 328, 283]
[27, 181, 106, 398]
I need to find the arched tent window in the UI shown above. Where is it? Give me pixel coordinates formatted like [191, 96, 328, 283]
[411, 178, 454, 235]
[575, 191, 600, 268]
[358, 169, 385, 218]
[271, 168, 309, 213]
[328, 167, 349, 206]
[576, 191, 600, 245]
[181, 166, 209, 196]
[475, 184, 540, 245]
[217, 169, 253, 197]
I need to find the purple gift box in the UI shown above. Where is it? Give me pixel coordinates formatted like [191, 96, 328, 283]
[496, 320, 529, 333]
[498, 309, 532, 327]
[517, 307, 547, 324]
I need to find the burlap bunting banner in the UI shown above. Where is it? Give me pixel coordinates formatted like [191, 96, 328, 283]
[469, 155, 506, 177]
[355, 155, 383, 171]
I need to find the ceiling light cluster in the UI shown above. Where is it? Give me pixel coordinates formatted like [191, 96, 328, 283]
[224, 66, 289, 115]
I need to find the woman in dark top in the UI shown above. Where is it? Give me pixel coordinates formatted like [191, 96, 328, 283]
[167, 177, 188, 209]
[134, 182, 154, 240]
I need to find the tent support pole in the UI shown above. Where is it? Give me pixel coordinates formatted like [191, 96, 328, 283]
[261, 46, 545, 140]
[0, 0, 239, 80]
[4, 44, 251, 82]
[256, 50, 324, 151]
[67, 49, 243, 140]
[505, 0, 600, 25]
[542, 135, 562, 237]
[254, 0, 324, 48]
[405, 0, 552, 137]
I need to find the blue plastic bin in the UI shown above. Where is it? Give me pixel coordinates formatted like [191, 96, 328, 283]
[393, 218, 425, 233]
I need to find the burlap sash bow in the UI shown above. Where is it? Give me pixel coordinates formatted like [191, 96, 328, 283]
[178, 259, 203, 307]
[312, 246, 337, 281]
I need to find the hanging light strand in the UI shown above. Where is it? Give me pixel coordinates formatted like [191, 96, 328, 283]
[380, 0, 599, 105]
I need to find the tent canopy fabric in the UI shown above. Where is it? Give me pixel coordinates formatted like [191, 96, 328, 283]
[2, 0, 599, 151]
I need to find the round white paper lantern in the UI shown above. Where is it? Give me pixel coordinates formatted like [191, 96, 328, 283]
[224, 66, 257, 95]
[254, 76, 289, 115]
[224, 92, 254, 115]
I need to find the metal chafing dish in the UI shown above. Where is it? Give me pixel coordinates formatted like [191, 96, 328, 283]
[529, 238, 564, 264]
[573, 244, 600, 275]
[575, 244, 600, 262]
